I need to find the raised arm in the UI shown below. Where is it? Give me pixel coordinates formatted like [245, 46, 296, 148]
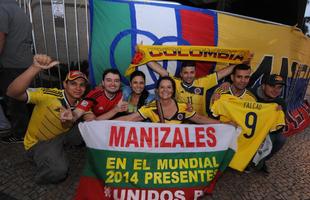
[216, 64, 237, 81]
[216, 53, 254, 80]
[6, 54, 59, 101]
[147, 61, 169, 77]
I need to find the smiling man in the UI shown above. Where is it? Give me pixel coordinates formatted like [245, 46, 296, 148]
[211, 71, 286, 174]
[5, 54, 88, 184]
[253, 74, 286, 107]
[147, 60, 243, 115]
[69, 69, 128, 122]
[210, 64, 257, 104]
[249, 74, 287, 173]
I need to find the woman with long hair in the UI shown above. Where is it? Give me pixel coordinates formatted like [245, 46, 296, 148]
[117, 76, 221, 124]
[122, 70, 154, 113]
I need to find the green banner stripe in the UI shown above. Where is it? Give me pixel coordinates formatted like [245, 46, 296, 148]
[92, 0, 132, 83]
[82, 148, 234, 188]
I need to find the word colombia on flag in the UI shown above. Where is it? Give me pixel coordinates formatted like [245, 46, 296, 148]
[75, 120, 240, 200]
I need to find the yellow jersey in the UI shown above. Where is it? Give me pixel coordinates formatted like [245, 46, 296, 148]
[138, 100, 196, 124]
[211, 94, 285, 171]
[171, 73, 218, 116]
[24, 88, 73, 150]
[210, 86, 257, 107]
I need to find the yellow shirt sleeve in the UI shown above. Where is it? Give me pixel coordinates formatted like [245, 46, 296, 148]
[268, 105, 286, 132]
[26, 88, 46, 104]
[138, 105, 150, 120]
[199, 72, 218, 89]
[209, 87, 225, 107]
[170, 75, 181, 85]
[138, 101, 157, 121]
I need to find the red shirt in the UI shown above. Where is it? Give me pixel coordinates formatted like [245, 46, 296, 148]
[77, 87, 122, 117]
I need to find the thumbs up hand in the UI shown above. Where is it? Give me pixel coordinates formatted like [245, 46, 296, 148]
[114, 96, 128, 113]
[33, 54, 59, 70]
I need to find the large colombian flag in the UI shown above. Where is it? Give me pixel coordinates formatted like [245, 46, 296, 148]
[89, 0, 310, 135]
[89, 0, 218, 89]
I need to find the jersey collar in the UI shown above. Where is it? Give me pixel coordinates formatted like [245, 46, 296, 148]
[229, 86, 247, 98]
[63, 90, 76, 109]
[157, 99, 180, 121]
[103, 89, 118, 100]
[181, 81, 194, 89]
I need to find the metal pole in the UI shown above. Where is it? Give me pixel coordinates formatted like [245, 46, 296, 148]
[74, 0, 81, 71]
[39, 0, 52, 86]
[51, 0, 62, 88]
[63, 0, 71, 72]
[28, 0, 41, 87]
[85, 0, 90, 53]
[27, 0, 37, 55]
[23, 0, 27, 13]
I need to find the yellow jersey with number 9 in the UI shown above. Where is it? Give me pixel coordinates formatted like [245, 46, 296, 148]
[211, 94, 285, 171]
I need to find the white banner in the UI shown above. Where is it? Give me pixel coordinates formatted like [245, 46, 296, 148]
[78, 120, 240, 153]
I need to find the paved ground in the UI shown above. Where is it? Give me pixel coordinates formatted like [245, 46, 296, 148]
[0, 127, 309, 200]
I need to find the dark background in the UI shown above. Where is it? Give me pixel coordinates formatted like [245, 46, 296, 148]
[171, 0, 308, 32]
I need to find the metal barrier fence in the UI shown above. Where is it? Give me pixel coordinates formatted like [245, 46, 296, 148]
[17, 0, 90, 88]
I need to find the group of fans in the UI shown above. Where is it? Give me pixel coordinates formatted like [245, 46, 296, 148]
[5, 53, 286, 184]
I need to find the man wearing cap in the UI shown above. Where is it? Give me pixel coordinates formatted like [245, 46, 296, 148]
[211, 71, 286, 173]
[61, 68, 128, 123]
[250, 74, 287, 173]
[252, 74, 286, 111]
[6, 54, 88, 184]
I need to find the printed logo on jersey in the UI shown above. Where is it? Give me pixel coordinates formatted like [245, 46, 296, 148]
[81, 100, 88, 107]
[194, 88, 202, 94]
[177, 113, 185, 120]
